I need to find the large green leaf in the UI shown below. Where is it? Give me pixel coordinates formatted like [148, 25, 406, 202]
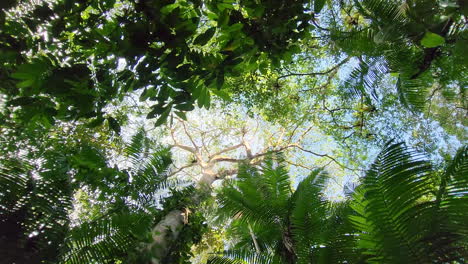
[194, 27, 216, 46]
[420, 32, 445, 48]
[314, 0, 326, 13]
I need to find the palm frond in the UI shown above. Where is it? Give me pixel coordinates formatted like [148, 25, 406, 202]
[61, 213, 153, 264]
[350, 142, 434, 262]
[349, 142, 468, 263]
[396, 74, 430, 110]
[428, 145, 468, 261]
[314, 202, 363, 264]
[261, 157, 292, 214]
[331, 28, 377, 56]
[217, 160, 290, 230]
[0, 156, 72, 263]
[124, 128, 148, 163]
[217, 180, 281, 230]
[208, 249, 281, 264]
[289, 169, 329, 262]
[358, 0, 408, 26]
[341, 57, 387, 104]
[133, 146, 174, 192]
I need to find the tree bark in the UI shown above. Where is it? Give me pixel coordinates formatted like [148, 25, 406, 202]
[149, 210, 185, 264]
[147, 164, 219, 264]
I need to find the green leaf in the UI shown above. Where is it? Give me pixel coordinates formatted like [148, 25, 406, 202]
[16, 79, 34, 88]
[226, 23, 243, 32]
[160, 3, 179, 15]
[147, 104, 166, 119]
[203, 88, 211, 109]
[212, 89, 231, 101]
[197, 87, 207, 108]
[193, 27, 216, 46]
[192, 84, 202, 99]
[216, 71, 224, 90]
[314, 0, 326, 13]
[174, 103, 195, 111]
[86, 116, 105, 128]
[217, 3, 234, 11]
[420, 32, 445, 48]
[154, 108, 170, 126]
[140, 87, 156, 102]
[107, 117, 121, 134]
[174, 111, 187, 120]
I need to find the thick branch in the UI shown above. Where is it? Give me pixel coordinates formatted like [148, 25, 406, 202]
[209, 143, 244, 160]
[148, 210, 184, 264]
[211, 156, 244, 163]
[172, 143, 197, 154]
[243, 139, 253, 159]
[169, 125, 197, 154]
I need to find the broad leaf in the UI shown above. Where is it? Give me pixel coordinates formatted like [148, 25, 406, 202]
[420, 32, 445, 48]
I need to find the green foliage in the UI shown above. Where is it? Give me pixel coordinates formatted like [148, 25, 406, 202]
[0, 0, 319, 128]
[0, 128, 200, 263]
[214, 155, 358, 264]
[0, 156, 72, 263]
[420, 32, 446, 48]
[332, 0, 467, 110]
[211, 143, 468, 263]
[62, 213, 154, 264]
[350, 143, 468, 263]
[1, 0, 467, 263]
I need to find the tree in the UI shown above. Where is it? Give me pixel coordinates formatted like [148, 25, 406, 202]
[0, 0, 318, 128]
[147, 108, 358, 263]
[211, 155, 360, 264]
[3, 0, 464, 129]
[1, 0, 467, 263]
[207, 143, 467, 264]
[329, 0, 467, 110]
[0, 128, 205, 263]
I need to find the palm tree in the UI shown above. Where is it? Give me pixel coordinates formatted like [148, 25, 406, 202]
[350, 142, 468, 263]
[0, 155, 72, 263]
[209, 143, 467, 263]
[210, 155, 360, 264]
[0, 129, 180, 263]
[332, 0, 467, 110]
[60, 129, 179, 264]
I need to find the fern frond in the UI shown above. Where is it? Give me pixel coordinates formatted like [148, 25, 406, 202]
[341, 57, 387, 103]
[396, 74, 430, 110]
[349, 142, 468, 263]
[61, 213, 153, 264]
[208, 249, 281, 264]
[289, 169, 328, 262]
[0, 157, 72, 263]
[125, 128, 147, 163]
[359, 0, 408, 26]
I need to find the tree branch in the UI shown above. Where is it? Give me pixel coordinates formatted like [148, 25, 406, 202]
[277, 57, 349, 80]
[180, 119, 199, 151]
[168, 163, 197, 177]
[209, 143, 244, 161]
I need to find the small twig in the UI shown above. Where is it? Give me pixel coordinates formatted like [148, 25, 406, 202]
[277, 57, 349, 80]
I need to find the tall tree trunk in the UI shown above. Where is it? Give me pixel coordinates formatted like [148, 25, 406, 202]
[147, 165, 218, 264]
[148, 210, 184, 264]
